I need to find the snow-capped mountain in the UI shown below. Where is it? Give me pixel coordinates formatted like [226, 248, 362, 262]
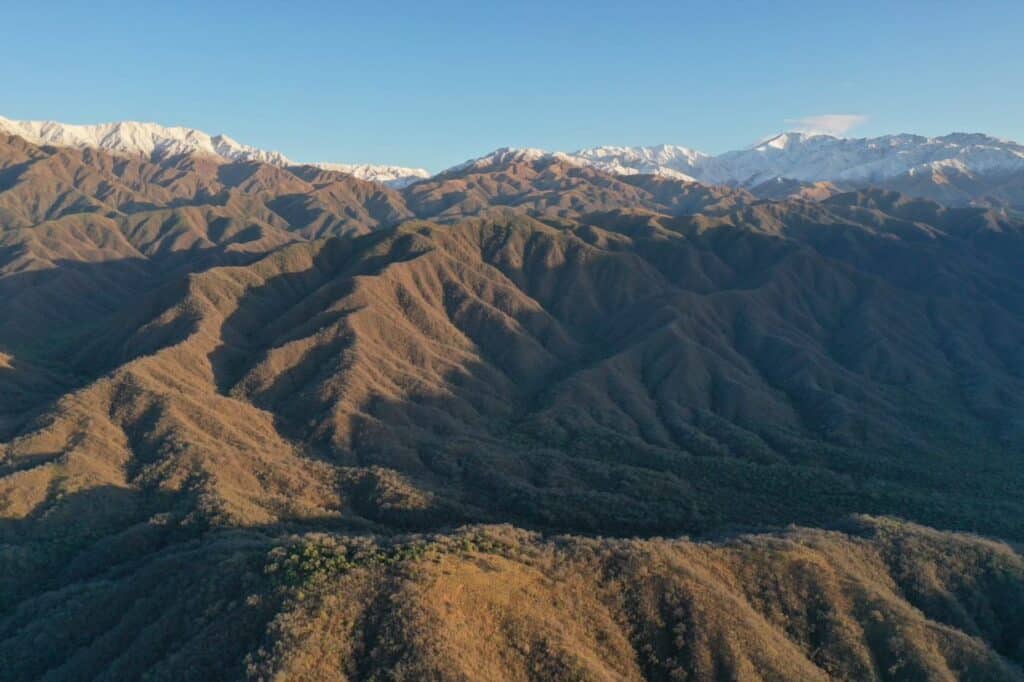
[0, 115, 292, 166]
[0, 116, 428, 188]
[447, 133, 1024, 207]
[308, 162, 430, 188]
[445, 145, 701, 181]
[568, 144, 708, 182]
[4, 114, 1024, 204]
[442, 147, 575, 175]
[696, 132, 1024, 187]
[448, 133, 1024, 189]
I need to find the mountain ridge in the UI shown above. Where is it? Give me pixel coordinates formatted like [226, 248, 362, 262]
[2, 131, 1024, 680]
[6, 115, 1024, 207]
[0, 116, 431, 188]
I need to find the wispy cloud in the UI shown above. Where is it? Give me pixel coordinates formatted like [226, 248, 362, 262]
[785, 114, 868, 137]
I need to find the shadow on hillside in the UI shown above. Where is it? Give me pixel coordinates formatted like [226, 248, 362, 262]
[2, 220, 1024, 576]
[192, 226, 1024, 542]
[0, 476, 413, 616]
[206, 227, 426, 399]
[0, 246, 276, 435]
[0, 484, 177, 607]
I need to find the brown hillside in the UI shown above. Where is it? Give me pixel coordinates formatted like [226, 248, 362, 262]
[2, 135, 1024, 679]
[2, 518, 1022, 680]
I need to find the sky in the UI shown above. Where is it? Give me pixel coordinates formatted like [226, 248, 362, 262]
[3, 1, 1022, 170]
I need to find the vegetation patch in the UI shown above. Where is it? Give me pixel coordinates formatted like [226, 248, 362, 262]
[264, 531, 506, 587]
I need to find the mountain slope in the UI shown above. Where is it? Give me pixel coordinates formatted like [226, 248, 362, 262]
[4, 204, 1024, 539]
[2, 133, 1024, 680]
[2, 134, 1024, 537]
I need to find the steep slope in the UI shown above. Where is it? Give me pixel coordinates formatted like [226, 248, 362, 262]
[4, 205, 1023, 542]
[2, 133, 1024, 679]
[0, 134, 421, 441]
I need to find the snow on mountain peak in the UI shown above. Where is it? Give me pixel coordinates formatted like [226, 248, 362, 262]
[0, 115, 429, 188]
[692, 131, 1024, 186]
[753, 131, 835, 151]
[4, 114, 1024, 195]
[567, 144, 708, 182]
[0, 115, 292, 166]
[444, 147, 578, 174]
[484, 147, 556, 164]
[436, 133, 1024, 192]
[306, 162, 431, 188]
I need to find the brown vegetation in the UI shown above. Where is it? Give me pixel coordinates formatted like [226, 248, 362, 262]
[1, 134, 1023, 679]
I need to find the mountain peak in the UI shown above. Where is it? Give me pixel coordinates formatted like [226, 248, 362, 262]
[0, 115, 293, 166]
[305, 161, 431, 188]
[7, 114, 1024, 200]
[567, 144, 707, 182]
[752, 131, 837, 151]
[0, 115, 429, 188]
[444, 147, 574, 174]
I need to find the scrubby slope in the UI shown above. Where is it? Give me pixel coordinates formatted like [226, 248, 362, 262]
[4, 518, 1022, 681]
[2, 135, 1024, 680]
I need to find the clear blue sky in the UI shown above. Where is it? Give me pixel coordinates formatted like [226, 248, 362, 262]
[3, 1, 1022, 170]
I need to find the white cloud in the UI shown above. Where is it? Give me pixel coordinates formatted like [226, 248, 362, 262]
[785, 114, 868, 137]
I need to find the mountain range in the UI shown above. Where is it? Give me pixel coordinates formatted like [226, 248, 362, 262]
[4, 116, 1024, 209]
[0, 116, 432, 188]
[1, 119, 1024, 680]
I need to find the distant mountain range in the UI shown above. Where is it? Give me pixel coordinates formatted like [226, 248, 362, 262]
[4, 115, 1024, 209]
[463, 133, 1024, 210]
[0, 116, 432, 188]
[571, 132, 1024, 184]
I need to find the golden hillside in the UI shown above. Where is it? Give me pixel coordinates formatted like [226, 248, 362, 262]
[1, 135, 1023, 679]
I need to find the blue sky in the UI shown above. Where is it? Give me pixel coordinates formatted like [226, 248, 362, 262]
[3, 1, 1022, 170]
